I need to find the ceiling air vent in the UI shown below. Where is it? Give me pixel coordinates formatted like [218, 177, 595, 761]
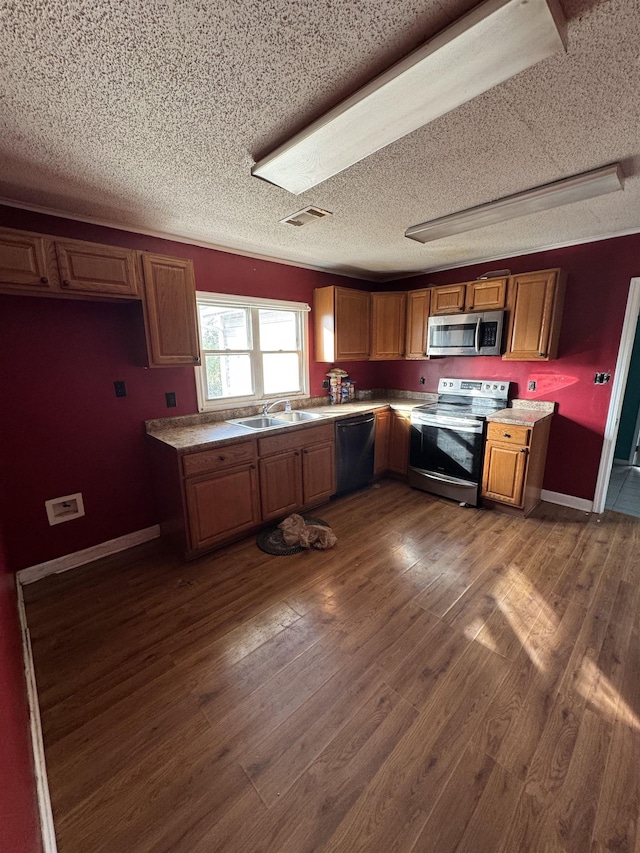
[280, 206, 333, 227]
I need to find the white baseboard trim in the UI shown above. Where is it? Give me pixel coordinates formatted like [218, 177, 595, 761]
[541, 490, 594, 513]
[17, 525, 161, 585]
[16, 580, 58, 853]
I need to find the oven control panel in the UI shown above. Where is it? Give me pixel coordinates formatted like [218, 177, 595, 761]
[437, 377, 510, 400]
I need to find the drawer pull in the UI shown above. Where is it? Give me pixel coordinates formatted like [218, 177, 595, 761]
[251, 464, 256, 469]
[61, 279, 70, 287]
[503, 432, 511, 438]
[218, 455, 226, 461]
[40, 276, 48, 284]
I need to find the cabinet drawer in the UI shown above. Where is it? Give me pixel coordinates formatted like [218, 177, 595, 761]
[259, 423, 333, 456]
[182, 441, 257, 477]
[486, 423, 531, 446]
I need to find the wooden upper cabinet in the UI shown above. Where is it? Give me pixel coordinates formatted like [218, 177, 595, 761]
[405, 289, 430, 359]
[314, 286, 370, 362]
[0, 229, 56, 290]
[55, 239, 139, 297]
[430, 283, 466, 314]
[503, 269, 566, 361]
[370, 292, 407, 360]
[141, 253, 201, 367]
[465, 278, 507, 311]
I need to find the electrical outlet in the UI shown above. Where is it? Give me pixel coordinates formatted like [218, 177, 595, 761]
[528, 380, 536, 391]
[165, 391, 177, 407]
[419, 377, 426, 385]
[114, 380, 126, 397]
[45, 493, 85, 526]
[594, 373, 611, 385]
[322, 379, 330, 389]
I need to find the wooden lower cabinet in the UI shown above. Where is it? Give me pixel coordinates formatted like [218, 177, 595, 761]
[149, 423, 337, 558]
[185, 463, 261, 550]
[302, 440, 335, 504]
[374, 409, 391, 474]
[259, 423, 335, 521]
[388, 409, 411, 475]
[259, 451, 304, 521]
[481, 417, 552, 516]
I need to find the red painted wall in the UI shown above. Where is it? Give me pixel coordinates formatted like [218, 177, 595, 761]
[0, 528, 42, 852]
[0, 205, 372, 571]
[381, 236, 639, 500]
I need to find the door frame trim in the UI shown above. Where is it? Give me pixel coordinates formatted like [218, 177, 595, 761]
[593, 277, 640, 513]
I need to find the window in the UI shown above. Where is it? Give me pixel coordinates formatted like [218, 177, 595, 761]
[195, 292, 310, 411]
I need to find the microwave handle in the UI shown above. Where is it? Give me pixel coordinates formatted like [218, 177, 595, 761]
[474, 316, 482, 353]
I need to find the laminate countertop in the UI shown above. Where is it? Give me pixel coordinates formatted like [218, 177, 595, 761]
[146, 398, 429, 454]
[487, 400, 556, 427]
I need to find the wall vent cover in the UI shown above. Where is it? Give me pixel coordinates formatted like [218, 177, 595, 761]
[280, 206, 333, 227]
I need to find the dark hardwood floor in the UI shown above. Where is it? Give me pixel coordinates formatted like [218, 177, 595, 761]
[23, 479, 640, 852]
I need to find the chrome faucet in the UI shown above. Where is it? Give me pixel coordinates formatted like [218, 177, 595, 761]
[262, 399, 292, 416]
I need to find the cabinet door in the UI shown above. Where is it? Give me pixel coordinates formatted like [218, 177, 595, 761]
[388, 410, 411, 474]
[302, 440, 335, 505]
[430, 284, 466, 314]
[374, 409, 391, 474]
[334, 287, 370, 360]
[370, 292, 406, 359]
[503, 269, 565, 361]
[481, 442, 528, 505]
[141, 253, 201, 367]
[259, 451, 303, 521]
[185, 463, 260, 550]
[465, 278, 507, 311]
[0, 229, 55, 290]
[55, 240, 139, 297]
[405, 289, 430, 359]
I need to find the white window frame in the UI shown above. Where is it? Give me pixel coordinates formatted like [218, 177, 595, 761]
[195, 291, 310, 412]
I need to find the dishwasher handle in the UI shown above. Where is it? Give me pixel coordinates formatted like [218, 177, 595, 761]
[336, 414, 376, 428]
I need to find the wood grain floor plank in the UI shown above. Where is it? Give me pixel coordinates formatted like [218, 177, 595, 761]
[22, 487, 640, 853]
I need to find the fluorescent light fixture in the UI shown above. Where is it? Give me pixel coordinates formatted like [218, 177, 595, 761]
[405, 163, 625, 243]
[252, 0, 566, 195]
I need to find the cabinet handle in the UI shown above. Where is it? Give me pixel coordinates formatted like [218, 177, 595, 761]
[503, 432, 511, 438]
[539, 352, 546, 357]
[519, 448, 527, 453]
[251, 464, 256, 469]
[302, 449, 308, 454]
[218, 455, 226, 461]
[194, 356, 201, 364]
[40, 276, 48, 284]
[294, 450, 300, 456]
[61, 279, 70, 287]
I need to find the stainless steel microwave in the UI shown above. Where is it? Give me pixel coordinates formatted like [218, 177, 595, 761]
[427, 310, 504, 357]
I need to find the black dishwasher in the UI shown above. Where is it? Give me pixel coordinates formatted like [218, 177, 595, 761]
[334, 413, 375, 496]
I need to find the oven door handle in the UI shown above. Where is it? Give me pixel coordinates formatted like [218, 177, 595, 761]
[412, 417, 483, 433]
[474, 316, 482, 353]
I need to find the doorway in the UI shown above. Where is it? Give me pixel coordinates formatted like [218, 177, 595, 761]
[594, 277, 640, 514]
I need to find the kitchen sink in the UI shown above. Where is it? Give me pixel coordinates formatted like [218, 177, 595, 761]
[227, 410, 326, 430]
[275, 410, 325, 422]
[228, 416, 289, 430]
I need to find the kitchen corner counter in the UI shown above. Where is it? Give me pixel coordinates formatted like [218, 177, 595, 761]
[146, 397, 430, 454]
[487, 399, 556, 427]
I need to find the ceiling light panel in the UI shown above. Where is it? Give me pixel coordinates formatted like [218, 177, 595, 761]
[252, 0, 566, 195]
[405, 163, 625, 243]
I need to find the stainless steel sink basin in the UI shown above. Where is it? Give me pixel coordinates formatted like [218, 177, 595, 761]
[275, 410, 325, 422]
[227, 410, 326, 430]
[228, 416, 288, 430]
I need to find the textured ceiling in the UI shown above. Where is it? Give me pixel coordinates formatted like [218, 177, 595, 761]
[1, 0, 639, 280]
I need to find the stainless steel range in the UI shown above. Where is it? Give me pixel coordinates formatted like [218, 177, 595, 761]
[408, 377, 510, 506]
